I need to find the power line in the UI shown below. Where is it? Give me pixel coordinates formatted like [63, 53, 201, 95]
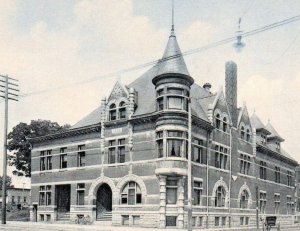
[8, 13, 300, 100]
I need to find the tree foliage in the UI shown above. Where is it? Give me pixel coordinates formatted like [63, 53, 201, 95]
[7, 120, 70, 177]
[0, 175, 14, 190]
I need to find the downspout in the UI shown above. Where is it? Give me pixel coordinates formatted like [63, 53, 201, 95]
[206, 130, 211, 229]
[228, 126, 232, 227]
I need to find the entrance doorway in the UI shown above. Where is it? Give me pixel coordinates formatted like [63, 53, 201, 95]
[33, 204, 38, 222]
[96, 183, 112, 220]
[56, 185, 71, 219]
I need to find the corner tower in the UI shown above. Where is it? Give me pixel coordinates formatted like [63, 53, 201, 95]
[152, 28, 194, 113]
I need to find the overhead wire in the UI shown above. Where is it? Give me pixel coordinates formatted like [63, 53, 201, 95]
[0, 13, 298, 102]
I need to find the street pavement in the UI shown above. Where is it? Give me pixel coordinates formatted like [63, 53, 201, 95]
[0, 222, 300, 231]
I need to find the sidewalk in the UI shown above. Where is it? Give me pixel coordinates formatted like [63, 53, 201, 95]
[0, 221, 300, 231]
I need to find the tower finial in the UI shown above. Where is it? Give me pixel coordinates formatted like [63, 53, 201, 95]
[171, 0, 175, 34]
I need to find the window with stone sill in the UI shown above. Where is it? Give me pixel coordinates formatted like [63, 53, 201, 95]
[167, 131, 187, 158]
[215, 113, 221, 130]
[121, 181, 142, 205]
[77, 145, 86, 167]
[287, 171, 293, 186]
[259, 192, 267, 213]
[215, 186, 226, 207]
[246, 129, 251, 142]
[240, 126, 245, 139]
[40, 150, 52, 171]
[240, 190, 249, 209]
[259, 161, 267, 180]
[215, 145, 228, 170]
[39, 185, 51, 206]
[193, 181, 203, 205]
[108, 138, 126, 164]
[109, 101, 127, 121]
[240, 154, 251, 175]
[77, 183, 85, 205]
[275, 166, 281, 183]
[192, 138, 206, 164]
[156, 87, 189, 112]
[166, 179, 177, 204]
[274, 193, 280, 214]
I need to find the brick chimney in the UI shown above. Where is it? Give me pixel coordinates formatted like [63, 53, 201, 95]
[225, 61, 238, 127]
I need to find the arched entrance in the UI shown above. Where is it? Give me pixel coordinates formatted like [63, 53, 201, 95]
[96, 183, 112, 220]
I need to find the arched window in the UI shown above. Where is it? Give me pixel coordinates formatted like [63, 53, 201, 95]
[119, 101, 126, 119]
[109, 103, 117, 121]
[215, 114, 221, 129]
[222, 117, 228, 132]
[240, 126, 245, 140]
[246, 129, 251, 142]
[215, 186, 226, 207]
[121, 181, 142, 205]
[240, 190, 249, 209]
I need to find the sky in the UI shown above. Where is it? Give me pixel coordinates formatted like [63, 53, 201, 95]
[1, 0, 300, 187]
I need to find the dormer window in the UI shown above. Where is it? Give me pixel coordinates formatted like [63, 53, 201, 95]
[109, 103, 117, 121]
[119, 102, 126, 119]
[240, 126, 245, 139]
[261, 134, 267, 145]
[246, 129, 251, 142]
[276, 141, 280, 151]
[109, 101, 127, 121]
[215, 114, 221, 129]
[222, 117, 228, 133]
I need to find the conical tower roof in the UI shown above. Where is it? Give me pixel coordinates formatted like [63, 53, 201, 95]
[266, 121, 284, 141]
[156, 29, 190, 77]
[152, 28, 194, 87]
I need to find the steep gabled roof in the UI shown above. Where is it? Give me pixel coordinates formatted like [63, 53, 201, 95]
[250, 112, 271, 135]
[155, 30, 190, 77]
[266, 122, 284, 142]
[71, 106, 102, 129]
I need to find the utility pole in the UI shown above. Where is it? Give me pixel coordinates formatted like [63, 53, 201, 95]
[187, 98, 192, 231]
[0, 74, 19, 224]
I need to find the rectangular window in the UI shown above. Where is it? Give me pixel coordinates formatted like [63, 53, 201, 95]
[215, 217, 220, 226]
[215, 145, 228, 170]
[122, 215, 129, 225]
[239, 154, 251, 175]
[259, 191, 267, 213]
[199, 217, 203, 227]
[17, 196, 20, 203]
[40, 214, 44, 221]
[287, 195, 294, 214]
[46, 150, 52, 170]
[78, 145, 86, 167]
[60, 154, 67, 169]
[12, 196, 15, 205]
[40, 151, 45, 171]
[193, 181, 203, 205]
[287, 171, 292, 186]
[245, 217, 249, 225]
[133, 216, 140, 225]
[77, 183, 85, 205]
[157, 98, 164, 111]
[192, 217, 196, 227]
[274, 193, 280, 214]
[240, 217, 244, 226]
[275, 166, 280, 183]
[24, 197, 27, 203]
[168, 97, 183, 110]
[157, 139, 163, 158]
[259, 161, 267, 180]
[118, 139, 126, 163]
[193, 138, 206, 164]
[221, 217, 226, 226]
[166, 179, 177, 204]
[46, 214, 51, 222]
[166, 216, 177, 227]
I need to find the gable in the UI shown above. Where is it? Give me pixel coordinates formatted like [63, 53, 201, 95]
[108, 81, 129, 101]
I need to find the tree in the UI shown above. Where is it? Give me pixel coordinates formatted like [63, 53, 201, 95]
[7, 120, 70, 177]
[0, 175, 14, 190]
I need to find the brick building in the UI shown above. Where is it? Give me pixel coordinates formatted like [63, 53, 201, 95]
[29, 27, 299, 229]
